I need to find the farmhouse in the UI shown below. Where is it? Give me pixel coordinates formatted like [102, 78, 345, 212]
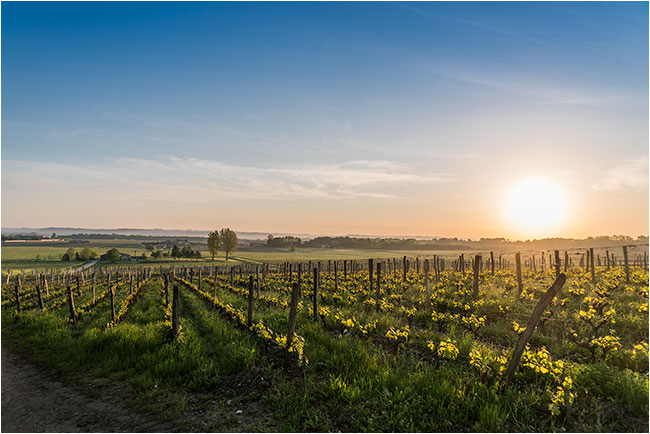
[99, 251, 139, 262]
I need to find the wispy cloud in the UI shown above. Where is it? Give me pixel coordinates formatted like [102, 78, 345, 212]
[592, 156, 648, 191]
[435, 69, 644, 106]
[2, 157, 454, 201]
[394, 3, 547, 46]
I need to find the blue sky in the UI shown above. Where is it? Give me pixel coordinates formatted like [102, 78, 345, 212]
[2, 2, 648, 238]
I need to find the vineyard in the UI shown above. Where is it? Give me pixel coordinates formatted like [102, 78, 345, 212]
[2, 248, 648, 432]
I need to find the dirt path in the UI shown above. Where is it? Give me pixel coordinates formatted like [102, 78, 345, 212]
[1, 347, 177, 432]
[72, 260, 99, 272]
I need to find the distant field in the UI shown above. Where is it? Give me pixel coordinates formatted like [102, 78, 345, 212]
[2, 241, 648, 272]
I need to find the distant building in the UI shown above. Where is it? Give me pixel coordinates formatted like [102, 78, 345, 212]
[99, 251, 139, 262]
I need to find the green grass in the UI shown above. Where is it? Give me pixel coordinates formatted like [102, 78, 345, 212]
[2, 264, 648, 432]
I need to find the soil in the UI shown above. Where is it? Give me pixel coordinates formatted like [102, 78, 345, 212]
[1, 345, 279, 432]
[1, 347, 180, 432]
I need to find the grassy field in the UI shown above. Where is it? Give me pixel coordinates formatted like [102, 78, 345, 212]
[4, 241, 648, 272]
[2, 258, 648, 431]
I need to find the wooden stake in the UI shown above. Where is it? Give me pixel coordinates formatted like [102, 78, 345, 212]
[424, 259, 431, 306]
[67, 285, 77, 324]
[473, 255, 481, 299]
[501, 274, 566, 392]
[14, 277, 21, 312]
[368, 258, 374, 295]
[590, 247, 596, 283]
[92, 270, 96, 304]
[623, 246, 630, 283]
[171, 284, 180, 338]
[247, 275, 254, 327]
[36, 282, 44, 310]
[313, 267, 319, 321]
[286, 282, 300, 350]
[334, 261, 339, 292]
[109, 285, 116, 323]
[376, 261, 382, 312]
[164, 274, 170, 307]
[564, 251, 569, 272]
[515, 252, 523, 299]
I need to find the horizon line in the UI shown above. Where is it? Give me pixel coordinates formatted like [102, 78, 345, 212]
[2, 226, 647, 243]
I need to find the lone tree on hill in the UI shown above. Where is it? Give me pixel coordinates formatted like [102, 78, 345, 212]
[207, 230, 222, 261]
[220, 228, 238, 261]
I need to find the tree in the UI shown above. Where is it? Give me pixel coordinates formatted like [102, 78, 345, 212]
[79, 247, 99, 261]
[51, 233, 56, 239]
[171, 245, 181, 258]
[194, 250, 201, 259]
[104, 248, 120, 262]
[220, 228, 238, 261]
[65, 247, 76, 260]
[151, 250, 161, 258]
[207, 231, 222, 261]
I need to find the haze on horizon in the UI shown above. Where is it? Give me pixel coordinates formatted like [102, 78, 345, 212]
[2, 2, 648, 240]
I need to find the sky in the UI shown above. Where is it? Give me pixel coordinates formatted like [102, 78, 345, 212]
[2, 1, 648, 240]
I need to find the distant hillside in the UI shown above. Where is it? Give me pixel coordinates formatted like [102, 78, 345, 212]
[1, 227, 316, 240]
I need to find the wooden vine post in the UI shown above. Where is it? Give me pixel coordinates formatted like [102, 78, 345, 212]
[313, 267, 319, 321]
[515, 252, 523, 299]
[286, 282, 300, 353]
[472, 255, 481, 299]
[14, 277, 21, 312]
[490, 251, 495, 276]
[109, 285, 116, 323]
[212, 268, 218, 305]
[334, 261, 339, 292]
[589, 247, 596, 283]
[368, 259, 374, 296]
[554, 250, 560, 278]
[36, 281, 44, 310]
[500, 273, 567, 392]
[424, 259, 431, 306]
[532, 255, 536, 272]
[67, 285, 77, 324]
[171, 285, 180, 339]
[623, 246, 630, 283]
[375, 261, 382, 311]
[564, 251, 569, 272]
[92, 270, 97, 304]
[247, 275, 254, 327]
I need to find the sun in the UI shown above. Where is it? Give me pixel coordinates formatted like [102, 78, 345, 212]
[504, 178, 568, 237]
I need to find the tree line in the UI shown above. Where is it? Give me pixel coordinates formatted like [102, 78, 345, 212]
[265, 234, 650, 251]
